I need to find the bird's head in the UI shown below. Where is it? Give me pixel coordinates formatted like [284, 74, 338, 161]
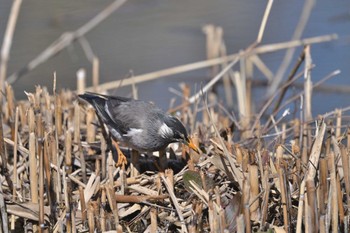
[159, 115, 200, 153]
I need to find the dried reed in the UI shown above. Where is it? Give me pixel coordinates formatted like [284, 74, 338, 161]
[2, 1, 350, 232]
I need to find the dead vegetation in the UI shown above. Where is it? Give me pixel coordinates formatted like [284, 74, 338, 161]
[1, 0, 350, 232]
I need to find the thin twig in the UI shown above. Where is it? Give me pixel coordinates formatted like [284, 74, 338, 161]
[0, 176, 9, 233]
[0, 102, 13, 193]
[0, 0, 22, 91]
[250, 68, 306, 135]
[84, 34, 337, 93]
[271, 70, 341, 124]
[161, 174, 188, 233]
[256, 0, 274, 43]
[202, 90, 243, 188]
[267, 0, 316, 97]
[304, 45, 313, 122]
[188, 58, 239, 104]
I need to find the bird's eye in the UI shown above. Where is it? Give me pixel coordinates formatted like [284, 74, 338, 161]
[175, 133, 185, 141]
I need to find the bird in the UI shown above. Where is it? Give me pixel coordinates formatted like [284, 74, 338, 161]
[78, 92, 200, 167]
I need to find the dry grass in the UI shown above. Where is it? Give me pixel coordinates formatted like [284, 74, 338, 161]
[1, 70, 350, 232]
[2, 0, 350, 232]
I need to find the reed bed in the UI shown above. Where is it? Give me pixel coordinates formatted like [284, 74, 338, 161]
[2, 0, 350, 232]
[1, 69, 350, 232]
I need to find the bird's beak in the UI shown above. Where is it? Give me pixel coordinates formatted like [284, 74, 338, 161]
[186, 137, 200, 153]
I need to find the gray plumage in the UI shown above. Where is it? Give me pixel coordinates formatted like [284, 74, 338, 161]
[78, 92, 190, 152]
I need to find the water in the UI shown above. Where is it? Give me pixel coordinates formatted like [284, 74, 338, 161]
[1, 0, 350, 115]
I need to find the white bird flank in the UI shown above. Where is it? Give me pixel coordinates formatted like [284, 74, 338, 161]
[124, 128, 144, 137]
[158, 123, 174, 138]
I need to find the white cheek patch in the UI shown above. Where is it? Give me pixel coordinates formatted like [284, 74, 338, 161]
[124, 128, 143, 137]
[158, 123, 173, 138]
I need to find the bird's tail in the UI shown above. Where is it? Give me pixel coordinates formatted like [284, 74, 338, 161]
[78, 92, 113, 147]
[78, 92, 108, 106]
[78, 92, 113, 123]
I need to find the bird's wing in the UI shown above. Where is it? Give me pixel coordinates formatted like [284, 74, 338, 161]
[79, 93, 164, 138]
[105, 99, 161, 135]
[79, 93, 131, 135]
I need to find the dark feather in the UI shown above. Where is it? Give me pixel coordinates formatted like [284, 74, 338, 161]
[79, 92, 129, 135]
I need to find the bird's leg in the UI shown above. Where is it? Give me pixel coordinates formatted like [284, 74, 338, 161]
[130, 150, 140, 177]
[151, 150, 167, 172]
[158, 149, 167, 171]
[111, 140, 128, 168]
